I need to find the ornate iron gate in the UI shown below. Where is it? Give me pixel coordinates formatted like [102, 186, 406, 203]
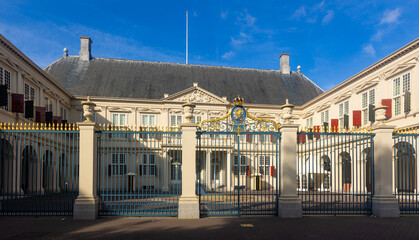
[0, 123, 79, 216]
[393, 128, 418, 214]
[97, 126, 181, 216]
[297, 127, 374, 215]
[196, 97, 281, 216]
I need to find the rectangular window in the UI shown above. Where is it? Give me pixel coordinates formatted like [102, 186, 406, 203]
[142, 154, 156, 175]
[305, 117, 313, 128]
[4, 70, 10, 90]
[339, 101, 349, 127]
[259, 156, 271, 175]
[170, 115, 182, 126]
[142, 114, 156, 126]
[320, 110, 329, 124]
[403, 73, 410, 93]
[0, 66, 3, 84]
[111, 153, 127, 176]
[44, 97, 53, 112]
[60, 107, 67, 120]
[393, 77, 400, 96]
[394, 97, 401, 116]
[339, 103, 344, 117]
[344, 101, 349, 115]
[191, 116, 202, 124]
[234, 155, 246, 176]
[362, 92, 368, 109]
[24, 83, 35, 100]
[363, 109, 368, 125]
[369, 89, 375, 105]
[112, 113, 127, 126]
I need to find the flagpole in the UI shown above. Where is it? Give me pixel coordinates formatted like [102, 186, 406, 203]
[186, 11, 188, 64]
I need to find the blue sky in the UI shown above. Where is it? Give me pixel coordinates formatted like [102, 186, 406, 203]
[1, 0, 419, 91]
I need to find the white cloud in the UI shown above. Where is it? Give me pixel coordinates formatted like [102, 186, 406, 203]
[222, 51, 235, 59]
[380, 8, 401, 24]
[231, 32, 252, 48]
[291, 6, 306, 19]
[322, 10, 334, 25]
[362, 44, 376, 57]
[220, 10, 228, 20]
[313, 1, 326, 11]
[237, 10, 256, 27]
[372, 30, 384, 41]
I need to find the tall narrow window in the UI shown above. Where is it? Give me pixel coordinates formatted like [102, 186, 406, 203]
[259, 156, 271, 175]
[112, 113, 127, 126]
[170, 115, 182, 126]
[111, 153, 126, 176]
[142, 154, 156, 176]
[234, 155, 246, 176]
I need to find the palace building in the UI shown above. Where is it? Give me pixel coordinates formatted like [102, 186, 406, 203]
[0, 33, 418, 218]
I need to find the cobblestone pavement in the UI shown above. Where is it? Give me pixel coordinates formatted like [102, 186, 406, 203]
[1, 216, 419, 240]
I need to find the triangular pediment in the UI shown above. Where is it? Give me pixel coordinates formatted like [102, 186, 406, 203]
[384, 58, 416, 79]
[316, 101, 332, 112]
[354, 78, 379, 94]
[302, 110, 315, 118]
[164, 86, 230, 104]
[333, 90, 352, 104]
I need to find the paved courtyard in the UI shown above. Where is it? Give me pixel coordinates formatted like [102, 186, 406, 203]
[1, 216, 419, 240]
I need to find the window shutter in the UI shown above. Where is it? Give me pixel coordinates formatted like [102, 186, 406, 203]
[246, 166, 250, 176]
[297, 132, 306, 144]
[368, 104, 375, 122]
[343, 114, 349, 129]
[353, 110, 361, 126]
[108, 165, 112, 176]
[246, 134, 251, 142]
[323, 122, 329, 132]
[404, 91, 411, 113]
[0, 85, 7, 107]
[314, 126, 320, 139]
[139, 165, 143, 176]
[154, 166, 157, 177]
[45, 112, 53, 124]
[331, 119, 339, 132]
[270, 135, 274, 143]
[381, 99, 392, 117]
[11, 94, 24, 113]
[25, 100, 34, 118]
[35, 107, 46, 123]
[270, 166, 276, 177]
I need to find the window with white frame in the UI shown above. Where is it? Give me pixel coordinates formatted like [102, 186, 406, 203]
[306, 117, 313, 129]
[141, 114, 156, 138]
[339, 101, 349, 127]
[170, 115, 182, 126]
[44, 97, 53, 112]
[24, 83, 35, 100]
[191, 115, 202, 124]
[60, 107, 67, 120]
[111, 153, 126, 176]
[393, 73, 410, 116]
[142, 154, 156, 176]
[259, 156, 271, 175]
[0, 67, 11, 90]
[320, 110, 329, 125]
[361, 89, 375, 125]
[112, 113, 127, 126]
[259, 134, 270, 143]
[234, 155, 246, 176]
[171, 158, 181, 181]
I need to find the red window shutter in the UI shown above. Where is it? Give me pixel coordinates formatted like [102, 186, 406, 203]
[35, 107, 46, 123]
[314, 126, 320, 139]
[353, 110, 361, 127]
[270, 166, 276, 177]
[270, 135, 273, 143]
[11, 94, 24, 113]
[246, 134, 250, 142]
[381, 99, 392, 118]
[246, 166, 250, 176]
[53, 116, 62, 124]
[331, 119, 339, 132]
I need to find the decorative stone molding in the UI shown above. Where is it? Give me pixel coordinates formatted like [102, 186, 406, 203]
[208, 110, 223, 116]
[333, 90, 352, 104]
[354, 78, 379, 94]
[107, 107, 132, 113]
[169, 109, 183, 114]
[138, 108, 161, 114]
[173, 90, 218, 103]
[81, 96, 96, 123]
[316, 101, 331, 112]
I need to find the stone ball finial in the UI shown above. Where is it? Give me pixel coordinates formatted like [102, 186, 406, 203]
[281, 99, 295, 124]
[297, 65, 301, 72]
[63, 48, 68, 57]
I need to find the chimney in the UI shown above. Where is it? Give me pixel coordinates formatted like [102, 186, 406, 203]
[279, 53, 290, 74]
[79, 36, 92, 61]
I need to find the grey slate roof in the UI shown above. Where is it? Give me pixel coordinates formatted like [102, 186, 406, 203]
[44, 56, 323, 105]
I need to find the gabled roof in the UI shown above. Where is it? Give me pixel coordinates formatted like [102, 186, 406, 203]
[44, 56, 324, 105]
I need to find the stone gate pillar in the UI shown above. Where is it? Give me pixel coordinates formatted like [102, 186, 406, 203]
[372, 105, 399, 217]
[178, 101, 200, 219]
[73, 98, 99, 219]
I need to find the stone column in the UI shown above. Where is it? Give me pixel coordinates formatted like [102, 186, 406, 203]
[278, 124, 302, 218]
[73, 97, 99, 219]
[372, 104, 399, 217]
[178, 101, 200, 219]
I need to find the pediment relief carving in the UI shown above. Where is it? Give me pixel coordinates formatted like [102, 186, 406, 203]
[354, 78, 379, 94]
[169, 109, 183, 114]
[302, 110, 315, 118]
[108, 107, 132, 113]
[253, 112, 275, 119]
[384, 59, 416, 80]
[166, 87, 229, 104]
[333, 91, 352, 104]
[194, 110, 205, 115]
[316, 101, 331, 112]
[0, 54, 17, 70]
[138, 108, 161, 114]
[208, 110, 224, 116]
